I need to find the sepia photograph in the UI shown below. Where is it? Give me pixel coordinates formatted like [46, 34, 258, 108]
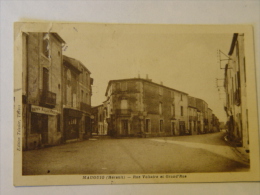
[13, 22, 260, 186]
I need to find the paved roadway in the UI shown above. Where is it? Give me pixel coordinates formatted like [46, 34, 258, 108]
[22, 132, 249, 175]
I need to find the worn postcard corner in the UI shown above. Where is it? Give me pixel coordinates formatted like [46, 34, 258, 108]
[13, 22, 260, 186]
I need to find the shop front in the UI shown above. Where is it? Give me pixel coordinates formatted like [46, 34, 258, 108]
[27, 105, 61, 150]
[63, 108, 82, 141]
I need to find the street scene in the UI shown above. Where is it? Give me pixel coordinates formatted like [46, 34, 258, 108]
[18, 24, 251, 175]
[23, 131, 249, 175]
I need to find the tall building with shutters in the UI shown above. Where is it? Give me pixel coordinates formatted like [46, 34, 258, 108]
[104, 77, 189, 137]
[62, 55, 93, 142]
[22, 32, 65, 150]
[21, 32, 93, 150]
[224, 33, 249, 151]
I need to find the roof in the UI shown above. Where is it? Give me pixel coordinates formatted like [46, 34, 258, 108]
[63, 55, 91, 74]
[105, 78, 188, 96]
[228, 33, 238, 56]
[52, 33, 66, 44]
[195, 97, 207, 104]
[188, 95, 207, 104]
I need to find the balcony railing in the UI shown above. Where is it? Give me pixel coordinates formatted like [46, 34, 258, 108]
[80, 102, 91, 113]
[115, 109, 131, 115]
[39, 89, 56, 108]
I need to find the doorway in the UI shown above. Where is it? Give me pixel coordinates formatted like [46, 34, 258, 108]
[121, 120, 128, 135]
[179, 121, 185, 135]
[171, 122, 175, 135]
[145, 119, 150, 133]
[31, 113, 48, 144]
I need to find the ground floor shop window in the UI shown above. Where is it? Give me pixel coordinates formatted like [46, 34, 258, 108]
[65, 117, 80, 140]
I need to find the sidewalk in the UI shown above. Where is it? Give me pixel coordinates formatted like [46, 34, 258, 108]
[224, 135, 250, 164]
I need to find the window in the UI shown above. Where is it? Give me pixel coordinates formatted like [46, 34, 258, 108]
[171, 91, 174, 98]
[42, 68, 49, 92]
[86, 73, 89, 85]
[159, 102, 162, 115]
[116, 82, 121, 91]
[171, 104, 175, 116]
[145, 119, 150, 133]
[72, 93, 77, 108]
[121, 99, 128, 109]
[181, 106, 183, 116]
[67, 69, 71, 86]
[159, 87, 163, 95]
[42, 33, 50, 58]
[159, 120, 163, 132]
[81, 90, 84, 102]
[80, 73, 83, 83]
[121, 82, 127, 91]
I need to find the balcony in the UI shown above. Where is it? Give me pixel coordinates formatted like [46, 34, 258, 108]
[80, 102, 91, 113]
[40, 90, 56, 108]
[115, 109, 131, 115]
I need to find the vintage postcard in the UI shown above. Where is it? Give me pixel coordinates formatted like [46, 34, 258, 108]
[14, 22, 260, 186]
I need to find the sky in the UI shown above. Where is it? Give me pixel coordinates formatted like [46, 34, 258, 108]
[56, 24, 233, 122]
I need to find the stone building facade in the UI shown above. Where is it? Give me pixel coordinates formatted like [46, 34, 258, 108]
[63, 55, 93, 142]
[22, 32, 65, 150]
[104, 78, 189, 137]
[195, 98, 209, 134]
[91, 105, 108, 135]
[212, 114, 220, 132]
[188, 96, 198, 135]
[187, 96, 216, 135]
[208, 108, 213, 133]
[224, 33, 248, 150]
[21, 32, 93, 150]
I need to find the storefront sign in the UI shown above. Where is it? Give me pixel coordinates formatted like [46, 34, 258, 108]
[31, 105, 60, 115]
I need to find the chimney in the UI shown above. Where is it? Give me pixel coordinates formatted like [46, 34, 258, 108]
[138, 74, 140, 78]
[146, 74, 149, 80]
[160, 81, 163, 85]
